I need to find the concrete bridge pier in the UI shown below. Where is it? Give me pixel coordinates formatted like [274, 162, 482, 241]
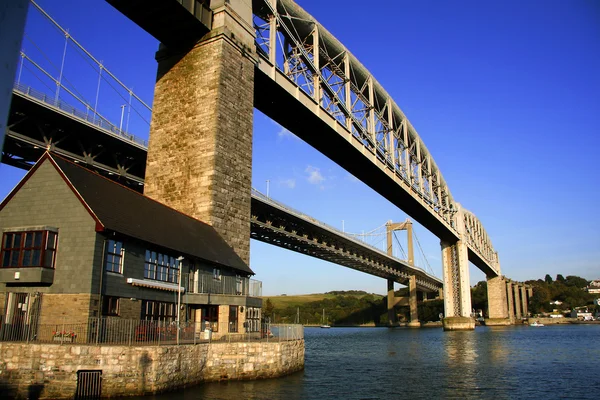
[387, 279, 397, 326]
[486, 275, 511, 325]
[407, 275, 420, 327]
[506, 280, 515, 323]
[520, 285, 529, 318]
[513, 284, 522, 321]
[441, 240, 474, 330]
[143, 0, 256, 264]
[441, 206, 474, 331]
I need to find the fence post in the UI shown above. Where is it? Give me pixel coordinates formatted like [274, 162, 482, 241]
[128, 320, 133, 347]
[95, 317, 100, 345]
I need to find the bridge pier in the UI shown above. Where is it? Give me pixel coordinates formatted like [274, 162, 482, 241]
[513, 284, 522, 321]
[407, 275, 420, 327]
[441, 239, 474, 331]
[387, 279, 397, 326]
[506, 280, 515, 323]
[520, 285, 529, 318]
[144, 0, 256, 263]
[485, 275, 511, 326]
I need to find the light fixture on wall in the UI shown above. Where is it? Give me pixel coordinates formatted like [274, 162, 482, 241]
[240, 306, 244, 313]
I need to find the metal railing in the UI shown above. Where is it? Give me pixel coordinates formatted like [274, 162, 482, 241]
[12, 82, 148, 147]
[185, 273, 262, 297]
[0, 315, 301, 346]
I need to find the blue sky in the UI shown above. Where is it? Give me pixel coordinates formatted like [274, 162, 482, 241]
[1, 0, 599, 295]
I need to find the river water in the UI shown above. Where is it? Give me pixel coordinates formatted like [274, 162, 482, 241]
[132, 325, 600, 399]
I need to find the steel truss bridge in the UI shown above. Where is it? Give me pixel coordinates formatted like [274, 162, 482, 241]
[3, 85, 442, 292]
[2, 0, 513, 319]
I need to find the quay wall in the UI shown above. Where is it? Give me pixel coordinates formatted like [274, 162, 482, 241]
[0, 340, 305, 399]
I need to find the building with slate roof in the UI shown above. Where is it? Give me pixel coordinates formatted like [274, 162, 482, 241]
[0, 153, 262, 339]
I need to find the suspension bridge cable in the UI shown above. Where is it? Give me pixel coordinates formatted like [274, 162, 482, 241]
[30, 0, 152, 112]
[63, 37, 150, 128]
[21, 52, 115, 128]
[345, 221, 388, 237]
[22, 63, 56, 94]
[24, 33, 90, 108]
[392, 232, 407, 259]
[413, 229, 434, 276]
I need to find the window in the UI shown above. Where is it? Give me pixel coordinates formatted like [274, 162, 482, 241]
[246, 307, 261, 333]
[203, 305, 219, 332]
[104, 240, 124, 273]
[1, 230, 57, 268]
[144, 250, 179, 283]
[213, 268, 221, 281]
[229, 306, 239, 333]
[102, 296, 119, 316]
[141, 300, 176, 322]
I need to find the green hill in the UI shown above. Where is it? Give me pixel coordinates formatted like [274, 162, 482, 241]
[261, 290, 443, 326]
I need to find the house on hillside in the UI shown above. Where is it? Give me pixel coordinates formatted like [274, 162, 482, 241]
[587, 280, 600, 294]
[0, 153, 262, 341]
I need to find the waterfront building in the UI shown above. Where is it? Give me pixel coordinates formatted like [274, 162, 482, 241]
[0, 153, 262, 339]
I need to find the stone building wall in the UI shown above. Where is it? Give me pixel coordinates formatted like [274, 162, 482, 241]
[0, 340, 304, 399]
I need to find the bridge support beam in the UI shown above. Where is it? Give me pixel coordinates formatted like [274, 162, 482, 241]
[513, 284, 522, 321]
[506, 280, 515, 323]
[520, 285, 528, 318]
[485, 276, 511, 326]
[407, 275, 420, 327]
[387, 279, 397, 326]
[441, 239, 474, 331]
[144, 1, 255, 264]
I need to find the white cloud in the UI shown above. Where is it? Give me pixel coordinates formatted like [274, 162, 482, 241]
[277, 127, 296, 139]
[305, 165, 325, 185]
[345, 173, 360, 183]
[279, 178, 296, 189]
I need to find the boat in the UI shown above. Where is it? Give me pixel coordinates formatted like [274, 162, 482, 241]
[529, 321, 544, 327]
[320, 309, 330, 329]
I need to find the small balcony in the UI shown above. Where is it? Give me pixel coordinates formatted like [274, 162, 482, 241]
[183, 273, 262, 297]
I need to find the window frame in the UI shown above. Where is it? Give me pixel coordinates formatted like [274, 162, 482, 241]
[102, 296, 120, 316]
[104, 239, 124, 274]
[144, 250, 179, 283]
[141, 300, 177, 322]
[1, 230, 58, 269]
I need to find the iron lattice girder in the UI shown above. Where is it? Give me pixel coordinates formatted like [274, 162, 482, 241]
[252, 0, 498, 273]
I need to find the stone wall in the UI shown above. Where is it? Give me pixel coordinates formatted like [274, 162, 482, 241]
[0, 340, 304, 399]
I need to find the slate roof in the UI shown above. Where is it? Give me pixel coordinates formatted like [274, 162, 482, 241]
[45, 153, 253, 275]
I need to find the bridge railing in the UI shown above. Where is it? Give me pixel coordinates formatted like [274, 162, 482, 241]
[13, 82, 148, 148]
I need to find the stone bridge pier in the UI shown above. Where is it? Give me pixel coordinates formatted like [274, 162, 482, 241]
[144, 0, 256, 264]
[486, 275, 511, 325]
[486, 278, 533, 325]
